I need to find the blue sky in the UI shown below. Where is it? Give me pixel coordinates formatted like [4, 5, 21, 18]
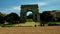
[0, 0, 60, 16]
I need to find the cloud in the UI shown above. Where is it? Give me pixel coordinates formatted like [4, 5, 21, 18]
[26, 2, 47, 6]
[1, 6, 20, 14]
[0, 2, 47, 14]
[6, 6, 20, 11]
[37, 2, 47, 6]
[10, 6, 20, 10]
[0, 6, 21, 16]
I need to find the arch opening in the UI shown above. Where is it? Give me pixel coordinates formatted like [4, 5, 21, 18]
[26, 11, 33, 22]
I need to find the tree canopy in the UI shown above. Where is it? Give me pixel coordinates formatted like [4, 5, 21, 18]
[5, 12, 19, 24]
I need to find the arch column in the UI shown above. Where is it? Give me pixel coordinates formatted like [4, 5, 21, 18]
[20, 10, 26, 23]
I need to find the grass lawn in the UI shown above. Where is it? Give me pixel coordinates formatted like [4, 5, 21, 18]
[26, 19, 33, 22]
[1, 21, 60, 27]
[47, 22, 60, 24]
[47, 22, 60, 26]
[1, 22, 40, 27]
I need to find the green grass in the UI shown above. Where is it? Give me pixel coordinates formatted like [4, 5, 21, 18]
[0, 19, 34, 27]
[1, 21, 60, 27]
[26, 19, 33, 22]
[0, 23, 22, 27]
[47, 22, 60, 24]
[0, 22, 40, 27]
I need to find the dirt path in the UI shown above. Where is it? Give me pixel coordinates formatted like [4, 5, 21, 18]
[0, 26, 60, 34]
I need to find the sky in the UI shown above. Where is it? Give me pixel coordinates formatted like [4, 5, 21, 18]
[0, 0, 60, 16]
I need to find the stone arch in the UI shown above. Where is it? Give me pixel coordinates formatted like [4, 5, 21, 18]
[20, 4, 40, 23]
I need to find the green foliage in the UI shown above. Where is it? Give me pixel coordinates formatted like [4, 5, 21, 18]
[1, 24, 17, 27]
[5, 12, 20, 24]
[0, 12, 6, 24]
[47, 22, 60, 24]
[26, 19, 33, 22]
[40, 11, 53, 23]
[47, 22, 60, 26]
[27, 13, 33, 19]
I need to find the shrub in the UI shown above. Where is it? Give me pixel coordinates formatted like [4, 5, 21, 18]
[48, 22, 60, 26]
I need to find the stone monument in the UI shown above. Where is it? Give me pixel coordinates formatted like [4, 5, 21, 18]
[20, 4, 40, 23]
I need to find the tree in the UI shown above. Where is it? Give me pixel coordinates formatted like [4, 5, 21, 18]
[40, 11, 53, 26]
[27, 13, 33, 19]
[41, 11, 53, 22]
[5, 12, 19, 24]
[0, 12, 6, 24]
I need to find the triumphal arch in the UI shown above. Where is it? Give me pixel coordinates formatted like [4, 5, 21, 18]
[20, 4, 40, 23]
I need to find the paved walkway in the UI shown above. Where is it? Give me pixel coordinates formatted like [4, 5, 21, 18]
[0, 26, 60, 34]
